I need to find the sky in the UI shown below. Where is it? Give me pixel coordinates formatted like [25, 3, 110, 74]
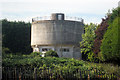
[0, 0, 119, 24]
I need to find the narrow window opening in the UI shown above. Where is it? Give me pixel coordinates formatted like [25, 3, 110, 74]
[58, 15, 62, 20]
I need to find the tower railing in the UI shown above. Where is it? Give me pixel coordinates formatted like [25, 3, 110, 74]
[32, 16, 84, 23]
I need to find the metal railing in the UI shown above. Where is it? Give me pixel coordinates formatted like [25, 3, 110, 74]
[32, 16, 84, 23]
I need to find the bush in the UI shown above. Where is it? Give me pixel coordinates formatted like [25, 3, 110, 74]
[2, 47, 11, 54]
[45, 50, 58, 57]
[30, 52, 42, 57]
[2, 55, 120, 79]
[2, 47, 12, 58]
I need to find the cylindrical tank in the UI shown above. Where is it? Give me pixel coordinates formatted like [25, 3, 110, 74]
[31, 13, 84, 59]
[31, 20, 84, 47]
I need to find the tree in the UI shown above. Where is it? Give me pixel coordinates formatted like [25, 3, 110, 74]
[93, 7, 120, 59]
[80, 23, 97, 61]
[99, 7, 120, 63]
[100, 17, 120, 62]
[93, 17, 109, 55]
[2, 19, 32, 54]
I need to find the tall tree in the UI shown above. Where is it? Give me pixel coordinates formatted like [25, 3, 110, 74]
[2, 19, 32, 54]
[80, 23, 97, 61]
[93, 17, 109, 55]
[100, 7, 120, 62]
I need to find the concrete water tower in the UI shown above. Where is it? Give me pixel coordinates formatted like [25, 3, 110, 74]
[31, 13, 84, 59]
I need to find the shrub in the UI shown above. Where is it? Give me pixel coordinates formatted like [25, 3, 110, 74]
[2, 54, 120, 79]
[2, 47, 11, 54]
[2, 47, 12, 58]
[30, 52, 42, 57]
[45, 50, 58, 57]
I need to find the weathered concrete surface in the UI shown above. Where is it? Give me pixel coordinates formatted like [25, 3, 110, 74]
[31, 20, 84, 46]
[31, 13, 84, 59]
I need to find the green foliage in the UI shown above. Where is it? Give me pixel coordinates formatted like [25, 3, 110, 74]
[99, 7, 120, 63]
[2, 54, 120, 79]
[30, 52, 42, 57]
[2, 47, 12, 58]
[2, 47, 11, 54]
[92, 7, 120, 64]
[87, 52, 96, 62]
[2, 19, 32, 54]
[108, 7, 120, 23]
[100, 17, 120, 62]
[80, 23, 97, 61]
[45, 50, 58, 57]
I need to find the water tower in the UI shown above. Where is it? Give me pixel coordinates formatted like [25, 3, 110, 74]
[31, 13, 84, 59]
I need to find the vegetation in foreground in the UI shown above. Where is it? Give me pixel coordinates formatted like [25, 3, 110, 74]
[2, 53, 120, 79]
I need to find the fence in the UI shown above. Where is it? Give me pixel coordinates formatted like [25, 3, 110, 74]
[2, 67, 119, 80]
[32, 16, 83, 22]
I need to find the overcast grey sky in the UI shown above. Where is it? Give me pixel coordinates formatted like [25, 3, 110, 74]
[0, 0, 119, 24]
